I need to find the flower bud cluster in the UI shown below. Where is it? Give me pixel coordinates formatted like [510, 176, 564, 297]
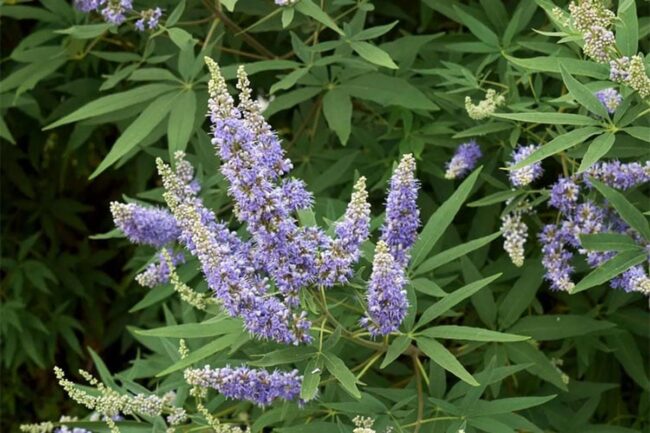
[609, 55, 650, 98]
[567, 0, 615, 63]
[465, 89, 505, 120]
[501, 201, 532, 267]
[54, 367, 186, 433]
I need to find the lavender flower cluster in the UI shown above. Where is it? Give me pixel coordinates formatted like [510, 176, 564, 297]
[74, 0, 162, 30]
[540, 161, 650, 294]
[111, 58, 422, 346]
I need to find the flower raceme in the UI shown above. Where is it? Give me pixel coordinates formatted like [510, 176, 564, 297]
[111, 58, 422, 347]
[540, 162, 650, 294]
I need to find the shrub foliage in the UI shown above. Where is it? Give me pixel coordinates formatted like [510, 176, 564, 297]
[2, 0, 649, 432]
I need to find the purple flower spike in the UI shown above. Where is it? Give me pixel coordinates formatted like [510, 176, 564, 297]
[549, 177, 580, 213]
[360, 241, 409, 336]
[508, 145, 543, 187]
[595, 88, 622, 113]
[445, 140, 482, 180]
[136, 7, 162, 31]
[381, 154, 420, 267]
[110, 202, 180, 248]
[583, 160, 650, 190]
[185, 366, 304, 407]
[539, 224, 575, 292]
[317, 177, 371, 287]
[612, 266, 650, 295]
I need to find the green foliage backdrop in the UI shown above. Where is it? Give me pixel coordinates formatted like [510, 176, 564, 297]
[1, 0, 649, 432]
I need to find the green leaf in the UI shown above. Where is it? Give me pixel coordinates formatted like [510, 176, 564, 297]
[353, 21, 398, 40]
[410, 168, 482, 268]
[417, 337, 479, 386]
[167, 27, 195, 49]
[350, 41, 398, 69]
[0, 115, 15, 144]
[616, 0, 638, 56]
[491, 112, 598, 126]
[322, 88, 352, 145]
[578, 133, 616, 173]
[590, 180, 650, 240]
[322, 351, 361, 399]
[56, 23, 112, 39]
[135, 317, 241, 338]
[509, 315, 616, 340]
[301, 358, 323, 401]
[411, 278, 447, 297]
[452, 122, 512, 139]
[505, 342, 568, 391]
[156, 332, 244, 376]
[90, 91, 180, 179]
[166, 0, 186, 26]
[340, 73, 437, 111]
[452, 5, 499, 47]
[560, 65, 608, 117]
[505, 55, 609, 78]
[167, 90, 197, 158]
[44, 84, 178, 130]
[498, 262, 544, 329]
[571, 250, 648, 294]
[270, 68, 310, 94]
[606, 331, 650, 390]
[380, 336, 412, 368]
[264, 87, 322, 117]
[88, 348, 119, 390]
[311, 152, 358, 193]
[414, 232, 500, 276]
[467, 190, 521, 207]
[623, 126, 650, 142]
[579, 233, 640, 252]
[419, 325, 529, 342]
[416, 273, 501, 329]
[249, 347, 316, 367]
[295, 0, 344, 35]
[221, 0, 238, 12]
[469, 395, 556, 416]
[507, 127, 601, 170]
[282, 7, 295, 28]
